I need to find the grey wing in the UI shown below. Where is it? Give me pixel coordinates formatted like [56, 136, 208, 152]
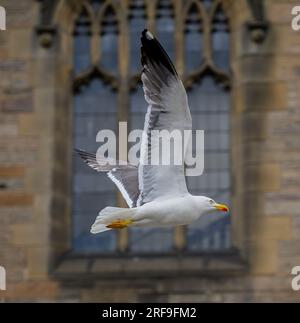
[75, 149, 139, 208]
[137, 30, 192, 206]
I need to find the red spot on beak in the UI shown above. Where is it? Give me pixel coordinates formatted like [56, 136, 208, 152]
[215, 203, 229, 213]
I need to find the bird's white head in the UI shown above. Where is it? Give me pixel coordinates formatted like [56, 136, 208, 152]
[193, 196, 229, 216]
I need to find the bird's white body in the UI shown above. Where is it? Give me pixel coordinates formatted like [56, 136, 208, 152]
[90, 195, 225, 234]
[133, 195, 203, 227]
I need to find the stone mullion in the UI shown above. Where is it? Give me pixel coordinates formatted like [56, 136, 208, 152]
[91, 17, 100, 65]
[174, 0, 187, 252]
[202, 2, 213, 67]
[116, 2, 130, 253]
[146, 0, 157, 33]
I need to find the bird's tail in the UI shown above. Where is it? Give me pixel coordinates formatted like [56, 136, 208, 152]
[90, 207, 138, 234]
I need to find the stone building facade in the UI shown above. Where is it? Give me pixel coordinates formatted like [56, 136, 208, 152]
[0, 0, 300, 302]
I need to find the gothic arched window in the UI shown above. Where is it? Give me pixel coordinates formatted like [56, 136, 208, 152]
[73, 0, 231, 254]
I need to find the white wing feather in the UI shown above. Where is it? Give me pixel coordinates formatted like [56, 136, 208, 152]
[138, 30, 192, 205]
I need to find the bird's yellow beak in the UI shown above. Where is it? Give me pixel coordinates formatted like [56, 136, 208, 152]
[214, 203, 229, 212]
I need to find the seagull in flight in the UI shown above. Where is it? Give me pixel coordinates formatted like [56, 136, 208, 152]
[76, 29, 229, 234]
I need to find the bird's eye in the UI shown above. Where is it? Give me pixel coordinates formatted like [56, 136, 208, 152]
[209, 199, 214, 204]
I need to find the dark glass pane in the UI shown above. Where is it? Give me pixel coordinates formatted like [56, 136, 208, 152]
[129, 0, 147, 74]
[73, 79, 118, 253]
[100, 7, 119, 74]
[212, 6, 230, 72]
[74, 8, 91, 74]
[130, 85, 145, 128]
[186, 76, 231, 251]
[90, 0, 104, 11]
[156, 0, 175, 61]
[187, 216, 231, 251]
[129, 87, 174, 253]
[185, 4, 203, 73]
[130, 227, 174, 253]
[201, 0, 213, 11]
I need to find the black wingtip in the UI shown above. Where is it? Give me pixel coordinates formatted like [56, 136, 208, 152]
[141, 29, 155, 42]
[142, 29, 148, 38]
[74, 148, 96, 159]
[74, 148, 85, 155]
[140, 29, 177, 77]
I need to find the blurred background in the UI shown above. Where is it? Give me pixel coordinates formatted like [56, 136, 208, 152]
[0, 0, 299, 302]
